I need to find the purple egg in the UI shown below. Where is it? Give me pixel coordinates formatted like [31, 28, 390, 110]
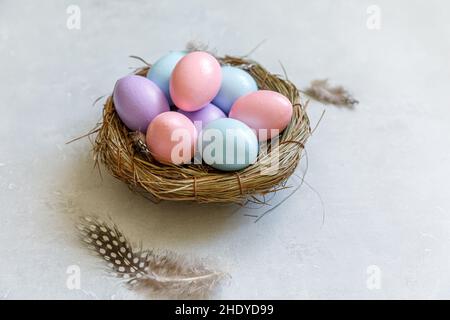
[113, 75, 170, 132]
[177, 103, 226, 132]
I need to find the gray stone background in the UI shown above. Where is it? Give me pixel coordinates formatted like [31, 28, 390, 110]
[1, 0, 449, 299]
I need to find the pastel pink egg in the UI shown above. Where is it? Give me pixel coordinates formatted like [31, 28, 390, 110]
[170, 51, 221, 112]
[146, 112, 197, 165]
[229, 90, 293, 141]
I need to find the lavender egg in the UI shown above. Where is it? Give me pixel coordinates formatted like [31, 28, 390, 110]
[113, 75, 170, 132]
[177, 103, 226, 132]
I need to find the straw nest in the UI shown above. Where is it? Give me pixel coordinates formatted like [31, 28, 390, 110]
[93, 54, 311, 204]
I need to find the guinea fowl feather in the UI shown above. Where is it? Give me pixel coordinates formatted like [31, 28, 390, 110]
[77, 216, 226, 298]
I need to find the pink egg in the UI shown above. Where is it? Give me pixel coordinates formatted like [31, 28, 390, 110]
[170, 51, 221, 112]
[146, 112, 197, 165]
[229, 90, 293, 141]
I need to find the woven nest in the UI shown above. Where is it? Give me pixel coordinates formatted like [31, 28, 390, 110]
[93, 54, 311, 204]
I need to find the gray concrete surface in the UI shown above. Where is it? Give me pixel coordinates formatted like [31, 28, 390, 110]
[1, 0, 450, 299]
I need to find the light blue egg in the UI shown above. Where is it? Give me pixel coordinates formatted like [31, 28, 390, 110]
[147, 51, 187, 105]
[212, 66, 258, 114]
[198, 118, 258, 171]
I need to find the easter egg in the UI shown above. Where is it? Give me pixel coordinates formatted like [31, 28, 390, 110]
[113, 75, 170, 132]
[212, 66, 258, 114]
[170, 51, 222, 112]
[177, 103, 226, 132]
[146, 51, 186, 105]
[229, 90, 293, 141]
[198, 118, 258, 172]
[146, 112, 197, 165]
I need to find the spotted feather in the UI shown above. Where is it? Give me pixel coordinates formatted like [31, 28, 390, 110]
[77, 216, 226, 298]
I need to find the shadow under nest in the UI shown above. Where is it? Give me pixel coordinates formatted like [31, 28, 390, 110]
[92, 55, 311, 204]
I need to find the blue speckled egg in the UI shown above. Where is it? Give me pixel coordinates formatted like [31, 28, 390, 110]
[147, 51, 186, 105]
[212, 66, 258, 114]
[198, 118, 258, 171]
